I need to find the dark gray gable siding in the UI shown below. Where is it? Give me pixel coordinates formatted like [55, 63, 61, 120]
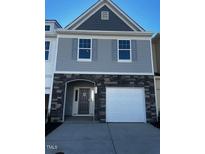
[76, 5, 134, 31]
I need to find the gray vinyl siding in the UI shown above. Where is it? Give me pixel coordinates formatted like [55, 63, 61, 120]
[76, 5, 134, 31]
[56, 38, 152, 73]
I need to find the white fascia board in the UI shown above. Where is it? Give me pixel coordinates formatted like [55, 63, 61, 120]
[57, 34, 152, 41]
[55, 71, 154, 76]
[65, 0, 103, 29]
[108, 0, 145, 32]
[46, 20, 62, 28]
[56, 29, 153, 37]
[45, 33, 57, 38]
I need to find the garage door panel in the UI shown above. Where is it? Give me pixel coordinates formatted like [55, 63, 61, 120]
[106, 88, 146, 122]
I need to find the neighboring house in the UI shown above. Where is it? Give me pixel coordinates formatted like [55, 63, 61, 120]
[152, 33, 160, 118]
[45, 20, 62, 118]
[47, 0, 157, 123]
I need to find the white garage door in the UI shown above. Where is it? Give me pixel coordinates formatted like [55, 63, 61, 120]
[106, 87, 146, 122]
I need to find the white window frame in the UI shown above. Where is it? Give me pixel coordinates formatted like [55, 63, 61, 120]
[77, 38, 92, 62]
[117, 39, 132, 62]
[45, 41, 50, 61]
[101, 11, 109, 20]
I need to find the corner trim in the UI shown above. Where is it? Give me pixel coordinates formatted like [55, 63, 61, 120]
[47, 36, 59, 116]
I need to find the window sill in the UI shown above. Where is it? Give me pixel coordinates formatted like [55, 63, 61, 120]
[118, 60, 132, 63]
[77, 59, 92, 62]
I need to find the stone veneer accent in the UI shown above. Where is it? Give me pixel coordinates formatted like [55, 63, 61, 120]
[50, 74, 157, 123]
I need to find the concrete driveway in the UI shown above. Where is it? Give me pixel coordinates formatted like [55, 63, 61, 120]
[45, 123, 160, 154]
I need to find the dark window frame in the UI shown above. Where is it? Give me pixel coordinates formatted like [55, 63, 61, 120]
[45, 41, 50, 60]
[45, 25, 50, 31]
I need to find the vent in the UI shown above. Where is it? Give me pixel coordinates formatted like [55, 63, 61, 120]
[101, 11, 109, 20]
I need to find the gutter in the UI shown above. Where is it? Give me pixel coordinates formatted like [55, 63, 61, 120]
[56, 29, 153, 37]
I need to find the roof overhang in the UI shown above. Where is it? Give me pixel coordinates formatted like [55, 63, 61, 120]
[45, 19, 62, 28]
[56, 29, 153, 38]
[45, 33, 57, 38]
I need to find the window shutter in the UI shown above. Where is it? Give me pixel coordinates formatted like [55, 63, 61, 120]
[131, 40, 137, 61]
[92, 39, 98, 61]
[72, 38, 78, 60]
[111, 40, 117, 61]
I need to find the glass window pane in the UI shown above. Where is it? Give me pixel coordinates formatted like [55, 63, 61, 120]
[45, 41, 50, 50]
[79, 49, 91, 59]
[75, 90, 78, 101]
[79, 39, 83, 48]
[45, 25, 50, 31]
[119, 50, 130, 60]
[45, 51, 49, 60]
[79, 39, 91, 48]
[119, 40, 130, 49]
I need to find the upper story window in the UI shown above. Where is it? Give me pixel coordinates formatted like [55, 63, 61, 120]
[101, 11, 109, 20]
[118, 40, 132, 62]
[45, 41, 50, 60]
[45, 25, 50, 31]
[78, 39, 92, 61]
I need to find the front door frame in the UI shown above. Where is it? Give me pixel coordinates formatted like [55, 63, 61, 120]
[62, 79, 96, 122]
[72, 86, 95, 116]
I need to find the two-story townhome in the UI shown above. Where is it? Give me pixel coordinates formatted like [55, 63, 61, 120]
[45, 20, 62, 117]
[47, 0, 157, 123]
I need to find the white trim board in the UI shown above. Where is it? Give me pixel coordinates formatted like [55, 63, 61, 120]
[57, 30, 153, 37]
[47, 36, 59, 116]
[65, 0, 102, 29]
[58, 34, 151, 41]
[149, 39, 155, 76]
[55, 71, 154, 75]
[71, 3, 137, 31]
[154, 76, 160, 119]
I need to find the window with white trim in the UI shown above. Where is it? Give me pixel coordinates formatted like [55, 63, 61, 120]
[78, 39, 92, 61]
[118, 40, 131, 62]
[45, 41, 50, 60]
[101, 11, 109, 20]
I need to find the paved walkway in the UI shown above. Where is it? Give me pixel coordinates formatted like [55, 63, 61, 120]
[45, 123, 160, 154]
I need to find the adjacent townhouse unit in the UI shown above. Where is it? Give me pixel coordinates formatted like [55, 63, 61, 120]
[152, 33, 160, 118]
[47, 0, 157, 123]
[45, 20, 62, 117]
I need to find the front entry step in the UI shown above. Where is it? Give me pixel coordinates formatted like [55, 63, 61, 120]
[64, 116, 99, 124]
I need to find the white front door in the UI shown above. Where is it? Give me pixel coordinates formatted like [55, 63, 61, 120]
[106, 87, 146, 122]
[72, 87, 95, 116]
